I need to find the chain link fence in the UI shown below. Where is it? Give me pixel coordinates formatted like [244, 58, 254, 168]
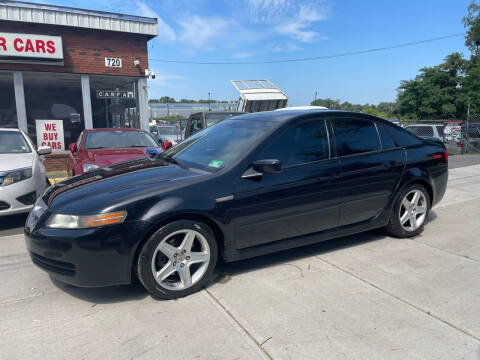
[399, 116, 480, 154]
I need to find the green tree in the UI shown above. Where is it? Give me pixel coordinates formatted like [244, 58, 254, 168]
[464, 1, 480, 55]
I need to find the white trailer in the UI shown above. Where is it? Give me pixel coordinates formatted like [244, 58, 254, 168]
[231, 80, 288, 113]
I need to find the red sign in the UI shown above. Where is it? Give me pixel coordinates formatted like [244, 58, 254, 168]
[0, 32, 63, 60]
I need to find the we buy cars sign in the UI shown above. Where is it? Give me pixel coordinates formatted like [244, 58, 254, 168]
[0, 32, 63, 60]
[36, 120, 65, 152]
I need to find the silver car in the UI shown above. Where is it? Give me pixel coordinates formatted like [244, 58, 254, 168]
[0, 128, 51, 216]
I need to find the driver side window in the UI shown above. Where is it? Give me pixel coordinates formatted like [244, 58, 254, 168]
[259, 119, 329, 167]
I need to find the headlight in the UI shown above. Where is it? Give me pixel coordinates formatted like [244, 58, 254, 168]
[82, 163, 100, 172]
[46, 211, 127, 229]
[1, 167, 32, 186]
[26, 198, 47, 231]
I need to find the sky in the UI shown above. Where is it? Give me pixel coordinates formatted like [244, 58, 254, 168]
[43, 0, 472, 105]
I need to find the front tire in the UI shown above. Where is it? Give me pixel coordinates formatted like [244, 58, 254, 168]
[385, 184, 430, 238]
[136, 220, 217, 300]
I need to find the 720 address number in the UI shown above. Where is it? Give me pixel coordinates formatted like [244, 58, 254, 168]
[105, 57, 122, 68]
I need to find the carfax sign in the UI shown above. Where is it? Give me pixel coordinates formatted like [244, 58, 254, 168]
[96, 90, 134, 99]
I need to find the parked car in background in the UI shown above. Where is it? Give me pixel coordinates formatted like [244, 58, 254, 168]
[69, 128, 166, 175]
[150, 125, 182, 146]
[0, 128, 51, 216]
[26, 111, 448, 299]
[184, 111, 246, 138]
[405, 124, 444, 141]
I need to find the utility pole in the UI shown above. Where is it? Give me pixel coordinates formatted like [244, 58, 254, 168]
[466, 98, 471, 153]
[208, 92, 211, 111]
[314, 91, 317, 104]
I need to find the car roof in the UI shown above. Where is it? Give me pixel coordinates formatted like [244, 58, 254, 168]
[190, 111, 247, 116]
[84, 128, 144, 132]
[227, 110, 383, 124]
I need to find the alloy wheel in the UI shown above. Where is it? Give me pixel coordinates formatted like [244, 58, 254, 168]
[399, 190, 427, 232]
[151, 229, 211, 291]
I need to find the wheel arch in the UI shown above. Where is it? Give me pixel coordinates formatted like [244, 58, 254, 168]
[130, 212, 226, 281]
[404, 177, 434, 205]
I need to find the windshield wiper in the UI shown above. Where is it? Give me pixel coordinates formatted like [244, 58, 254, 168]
[161, 155, 187, 169]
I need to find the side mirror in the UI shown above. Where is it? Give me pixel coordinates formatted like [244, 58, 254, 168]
[37, 146, 52, 155]
[252, 159, 282, 174]
[162, 141, 173, 150]
[69, 143, 78, 154]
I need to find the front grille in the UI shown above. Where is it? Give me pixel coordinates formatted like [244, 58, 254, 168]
[0, 201, 10, 210]
[30, 252, 75, 276]
[17, 191, 37, 206]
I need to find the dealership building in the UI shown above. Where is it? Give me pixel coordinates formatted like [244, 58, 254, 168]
[0, 1, 157, 151]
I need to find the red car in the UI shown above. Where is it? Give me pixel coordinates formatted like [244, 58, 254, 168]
[69, 128, 171, 175]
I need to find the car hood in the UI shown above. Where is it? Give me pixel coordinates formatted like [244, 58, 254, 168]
[43, 157, 205, 215]
[82, 147, 162, 166]
[0, 153, 33, 172]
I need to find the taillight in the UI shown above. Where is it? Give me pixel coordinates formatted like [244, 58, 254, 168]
[444, 149, 448, 163]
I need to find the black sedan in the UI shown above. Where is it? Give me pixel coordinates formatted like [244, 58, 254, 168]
[25, 110, 448, 299]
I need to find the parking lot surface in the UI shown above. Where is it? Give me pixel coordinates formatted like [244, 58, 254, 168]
[1, 163, 480, 359]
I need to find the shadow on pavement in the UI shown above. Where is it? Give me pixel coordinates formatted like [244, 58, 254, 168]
[48, 211, 440, 302]
[50, 276, 149, 304]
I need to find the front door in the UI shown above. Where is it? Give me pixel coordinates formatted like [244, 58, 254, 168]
[232, 118, 341, 249]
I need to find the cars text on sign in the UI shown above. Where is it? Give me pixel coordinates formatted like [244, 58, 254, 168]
[0, 32, 63, 60]
[35, 120, 65, 152]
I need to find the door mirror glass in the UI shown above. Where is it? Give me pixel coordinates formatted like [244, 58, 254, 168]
[37, 146, 52, 155]
[69, 142, 78, 154]
[252, 159, 282, 174]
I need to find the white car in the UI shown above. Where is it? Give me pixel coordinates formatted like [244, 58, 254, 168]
[0, 128, 51, 216]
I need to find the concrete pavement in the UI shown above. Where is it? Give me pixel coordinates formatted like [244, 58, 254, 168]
[1, 165, 480, 359]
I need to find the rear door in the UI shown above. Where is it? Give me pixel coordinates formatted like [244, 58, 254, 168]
[331, 116, 405, 227]
[232, 118, 341, 248]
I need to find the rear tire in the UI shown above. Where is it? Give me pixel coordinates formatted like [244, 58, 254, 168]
[136, 220, 217, 300]
[385, 183, 430, 238]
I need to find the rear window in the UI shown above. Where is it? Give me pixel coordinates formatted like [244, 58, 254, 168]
[333, 118, 381, 156]
[385, 124, 422, 147]
[407, 126, 433, 137]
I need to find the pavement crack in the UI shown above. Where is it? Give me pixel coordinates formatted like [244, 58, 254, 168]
[204, 289, 274, 360]
[305, 248, 480, 343]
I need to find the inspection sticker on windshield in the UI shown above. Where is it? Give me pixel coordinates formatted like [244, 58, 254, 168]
[208, 160, 223, 168]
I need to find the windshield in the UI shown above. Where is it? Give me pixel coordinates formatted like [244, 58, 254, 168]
[205, 113, 243, 127]
[162, 119, 273, 172]
[85, 131, 158, 149]
[158, 127, 178, 136]
[0, 131, 31, 154]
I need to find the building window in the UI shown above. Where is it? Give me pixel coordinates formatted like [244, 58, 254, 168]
[23, 72, 84, 147]
[89, 75, 139, 129]
[0, 72, 17, 128]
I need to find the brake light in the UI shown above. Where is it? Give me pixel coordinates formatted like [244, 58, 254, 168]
[433, 154, 442, 159]
[444, 149, 448, 163]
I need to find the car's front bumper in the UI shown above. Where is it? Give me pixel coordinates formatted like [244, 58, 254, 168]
[0, 176, 45, 216]
[24, 222, 143, 287]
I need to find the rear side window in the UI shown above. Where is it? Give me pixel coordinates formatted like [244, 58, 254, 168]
[385, 124, 422, 147]
[333, 118, 380, 156]
[377, 124, 395, 150]
[259, 119, 329, 167]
